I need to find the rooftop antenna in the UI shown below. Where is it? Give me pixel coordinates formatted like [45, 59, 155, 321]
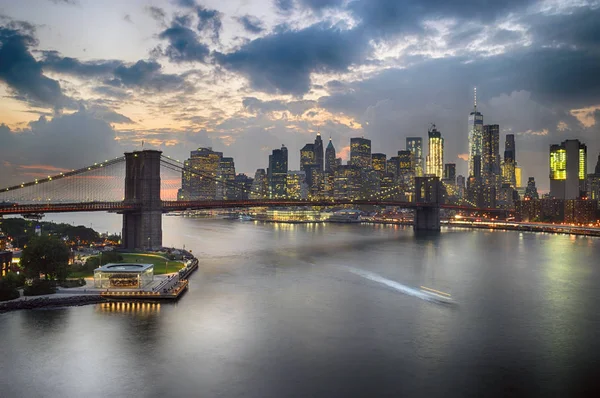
[474, 86, 477, 111]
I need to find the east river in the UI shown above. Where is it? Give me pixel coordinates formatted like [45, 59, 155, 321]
[1, 213, 600, 397]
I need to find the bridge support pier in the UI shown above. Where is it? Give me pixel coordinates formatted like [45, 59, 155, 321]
[414, 206, 441, 231]
[413, 176, 441, 232]
[122, 150, 162, 250]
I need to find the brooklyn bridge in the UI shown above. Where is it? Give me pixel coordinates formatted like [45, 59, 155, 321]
[0, 150, 501, 249]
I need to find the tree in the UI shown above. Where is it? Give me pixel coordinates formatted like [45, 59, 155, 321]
[21, 236, 70, 282]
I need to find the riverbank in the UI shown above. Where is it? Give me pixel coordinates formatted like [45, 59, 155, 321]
[0, 294, 106, 313]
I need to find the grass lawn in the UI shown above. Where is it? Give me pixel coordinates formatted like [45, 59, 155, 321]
[68, 252, 185, 278]
[119, 253, 185, 275]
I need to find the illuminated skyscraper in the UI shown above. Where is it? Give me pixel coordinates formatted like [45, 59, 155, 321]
[300, 143, 316, 172]
[314, 132, 324, 172]
[426, 125, 444, 178]
[524, 177, 539, 200]
[549, 139, 587, 199]
[503, 134, 516, 188]
[178, 147, 222, 200]
[286, 171, 308, 199]
[587, 153, 600, 200]
[406, 137, 424, 176]
[250, 169, 268, 199]
[372, 153, 387, 177]
[268, 145, 288, 198]
[350, 137, 372, 169]
[515, 166, 522, 188]
[216, 157, 236, 199]
[325, 138, 336, 173]
[468, 88, 484, 178]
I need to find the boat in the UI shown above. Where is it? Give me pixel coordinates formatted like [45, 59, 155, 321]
[327, 210, 362, 223]
[238, 214, 254, 221]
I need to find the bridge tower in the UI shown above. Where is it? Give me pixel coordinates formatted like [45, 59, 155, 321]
[414, 176, 441, 231]
[122, 150, 163, 250]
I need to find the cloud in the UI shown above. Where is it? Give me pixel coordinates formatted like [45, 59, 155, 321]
[236, 15, 265, 34]
[47, 0, 78, 5]
[123, 14, 133, 24]
[0, 27, 73, 109]
[215, 23, 369, 95]
[41, 53, 190, 93]
[195, 5, 222, 41]
[0, 110, 122, 186]
[146, 6, 166, 22]
[243, 97, 316, 115]
[156, 24, 210, 63]
[87, 105, 134, 124]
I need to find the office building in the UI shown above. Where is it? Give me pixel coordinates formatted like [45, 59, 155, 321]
[406, 137, 424, 176]
[515, 166, 522, 189]
[372, 153, 387, 176]
[250, 169, 268, 199]
[524, 177, 539, 200]
[268, 145, 288, 198]
[216, 157, 236, 200]
[468, 88, 484, 178]
[314, 132, 324, 171]
[233, 174, 253, 200]
[300, 143, 316, 172]
[426, 125, 444, 178]
[587, 153, 600, 200]
[350, 137, 372, 169]
[443, 163, 456, 183]
[178, 147, 222, 200]
[549, 139, 587, 199]
[325, 138, 337, 173]
[503, 134, 516, 187]
[287, 171, 308, 200]
[333, 165, 361, 200]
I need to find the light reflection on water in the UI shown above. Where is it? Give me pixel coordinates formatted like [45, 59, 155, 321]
[2, 213, 600, 397]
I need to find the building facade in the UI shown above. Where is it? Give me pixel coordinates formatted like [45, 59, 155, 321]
[468, 89, 484, 178]
[178, 147, 223, 200]
[350, 138, 372, 170]
[406, 137, 424, 177]
[549, 139, 587, 199]
[426, 125, 444, 178]
[268, 145, 288, 198]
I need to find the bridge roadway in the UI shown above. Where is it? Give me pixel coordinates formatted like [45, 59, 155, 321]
[0, 199, 506, 215]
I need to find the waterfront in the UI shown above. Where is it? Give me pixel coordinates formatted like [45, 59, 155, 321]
[1, 213, 600, 397]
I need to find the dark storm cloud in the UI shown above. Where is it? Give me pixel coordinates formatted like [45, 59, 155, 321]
[236, 15, 264, 34]
[526, 7, 600, 50]
[195, 5, 222, 41]
[156, 24, 210, 63]
[41, 50, 121, 77]
[215, 23, 369, 96]
[0, 27, 73, 109]
[41, 52, 191, 93]
[243, 97, 316, 115]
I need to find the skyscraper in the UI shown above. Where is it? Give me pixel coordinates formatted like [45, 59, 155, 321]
[325, 138, 336, 173]
[549, 139, 587, 199]
[587, 153, 600, 200]
[350, 137, 372, 169]
[178, 147, 222, 200]
[268, 145, 288, 198]
[426, 124, 444, 179]
[371, 153, 387, 177]
[216, 157, 236, 200]
[406, 137, 424, 176]
[503, 134, 516, 188]
[468, 88, 484, 178]
[314, 132, 324, 172]
[482, 125, 500, 183]
[524, 177, 539, 200]
[300, 143, 316, 172]
[443, 163, 456, 183]
[250, 169, 268, 199]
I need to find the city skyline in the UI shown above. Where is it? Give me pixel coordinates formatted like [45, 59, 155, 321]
[0, 0, 599, 193]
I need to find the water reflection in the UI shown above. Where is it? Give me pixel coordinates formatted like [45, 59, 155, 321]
[95, 301, 161, 315]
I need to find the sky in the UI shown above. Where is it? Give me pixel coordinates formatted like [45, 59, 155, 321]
[1, 0, 600, 192]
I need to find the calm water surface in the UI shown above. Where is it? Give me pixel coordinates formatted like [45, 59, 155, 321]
[1, 213, 599, 397]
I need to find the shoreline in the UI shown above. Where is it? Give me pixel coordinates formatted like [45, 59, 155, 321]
[0, 294, 107, 314]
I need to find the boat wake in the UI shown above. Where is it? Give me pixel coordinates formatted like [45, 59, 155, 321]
[339, 266, 455, 305]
